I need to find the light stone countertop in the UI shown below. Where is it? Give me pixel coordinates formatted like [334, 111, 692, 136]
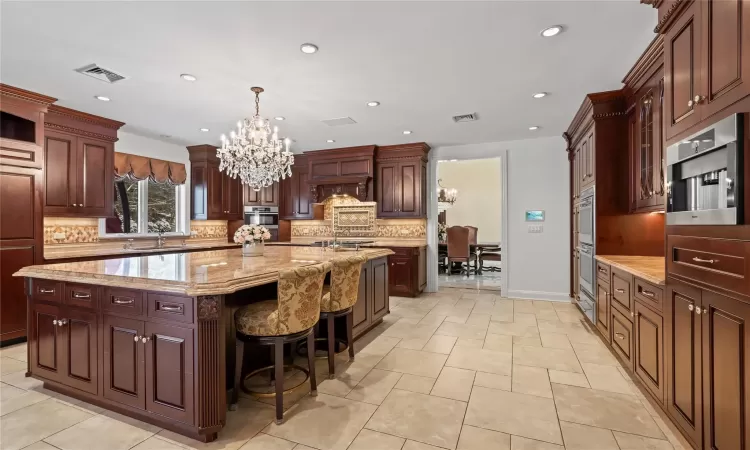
[594, 255, 666, 286]
[44, 239, 241, 261]
[16, 246, 394, 296]
[272, 237, 427, 248]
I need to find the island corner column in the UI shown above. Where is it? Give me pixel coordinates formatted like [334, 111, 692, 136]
[195, 294, 227, 441]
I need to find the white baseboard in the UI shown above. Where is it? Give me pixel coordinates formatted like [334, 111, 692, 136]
[505, 290, 572, 302]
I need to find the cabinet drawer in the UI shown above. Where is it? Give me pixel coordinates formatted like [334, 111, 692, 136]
[388, 246, 416, 258]
[611, 268, 633, 315]
[102, 288, 145, 317]
[147, 293, 193, 324]
[64, 283, 99, 309]
[596, 262, 610, 282]
[611, 307, 634, 368]
[634, 278, 663, 313]
[668, 235, 750, 297]
[31, 280, 63, 303]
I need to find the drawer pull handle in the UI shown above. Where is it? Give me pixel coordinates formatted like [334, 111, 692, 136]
[113, 297, 135, 305]
[688, 304, 694, 311]
[160, 304, 183, 313]
[615, 288, 625, 294]
[39, 288, 55, 294]
[615, 332, 626, 340]
[692, 257, 716, 264]
[598, 267, 607, 273]
[641, 290, 655, 298]
[72, 292, 91, 299]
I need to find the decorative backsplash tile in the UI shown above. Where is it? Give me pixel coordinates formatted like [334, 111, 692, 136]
[291, 217, 426, 238]
[190, 220, 228, 238]
[44, 217, 99, 244]
[323, 195, 361, 220]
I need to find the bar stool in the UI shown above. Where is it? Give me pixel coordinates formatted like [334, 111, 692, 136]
[320, 254, 367, 379]
[232, 262, 331, 425]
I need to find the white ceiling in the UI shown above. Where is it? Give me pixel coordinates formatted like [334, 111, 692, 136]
[1, 1, 656, 152]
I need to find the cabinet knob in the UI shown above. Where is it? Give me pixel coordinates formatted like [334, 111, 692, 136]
[688, 100, 694, 108]
[134, 335, 140, 342]
[141, 336, 150, 344]
[58, 319, 67, 326]
[694, 95, 705, 104]
[688, 304, 694, 311]
[695, 307, 702, 315]
[52, 319, 58, 326]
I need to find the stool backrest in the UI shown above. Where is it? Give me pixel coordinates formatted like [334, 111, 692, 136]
[277, 262, 331, 334]
[324, 254, 367, 312]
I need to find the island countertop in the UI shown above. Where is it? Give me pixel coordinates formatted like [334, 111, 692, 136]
[15, 246, 393, 296]
[594, 255, 665, 286]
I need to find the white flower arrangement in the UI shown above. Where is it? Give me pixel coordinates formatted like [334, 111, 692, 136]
[234, 224, 272, 244]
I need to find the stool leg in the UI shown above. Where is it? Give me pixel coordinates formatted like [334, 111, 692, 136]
[274, 337, 284, 425]
[307, 331, 317, 396]
[327, 315, 336, 379]
[346, 312, 355, 361]
[231, 338, 244, 410]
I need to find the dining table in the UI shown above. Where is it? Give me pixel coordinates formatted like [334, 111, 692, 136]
[438, 241, 501, 275]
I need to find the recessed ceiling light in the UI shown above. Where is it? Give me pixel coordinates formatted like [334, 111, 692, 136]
[300, 43, 319, 54]
[200, 128, 210, 132]
[326, 139, 335, 143]
[529, 126, 540, 131]
[532, 92, 548, 99]
[540, 26, 563, 37]
[367, 101, 380, 107]
[274, 116, 286, 121]
[450, 159, 458, 162]
[403, 130, 412, 135]
[180, 74, 197, 81]
[95, 95, 110, 102]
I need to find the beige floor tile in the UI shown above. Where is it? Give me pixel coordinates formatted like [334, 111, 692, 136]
[556, 311, 585, 324]
[464, 386, 562, 445]
[358, 336, 402, 357]
[548, 370, 590, 388]
[446, 346, 513, 376]
[487, 321, 539, 337]
[419, 314, 447, 326]
[431, 367, 475, 401]
[255, 370, 312, 411]
[651, 411, 692, 450]
[422, 335, 457, 354]
[158, 397, 275, 450]
[454, 338, 484, 349]
[552, 383, 664, 439]
[435, 322, 488, 340]
[536, 320, 585, 334]
[0, 343, 27, 362]
[346, 369, 403, 405]
[375, 348, 448, 378]
[533, 300, 557, 311]
[457, 425, 510, 450]
[348, 429, 405, 450]
[402, 440, 445, 450]
[264, 393, 377, 450]
[394, 374, 436, 394]
[514, 313, 538, 325]
[316, 377, 359, 397]
[484, 333, 513, 352]
[366, 389, 466, 449]
[0, 357, 26, 375]
[512, 365, 552, 398]
[513, 335, 542, 347]
[382, 321, 440, 340]
[466, 313, 491, 327]
[99, 409, 163, 434]
[560, 421, 619, 449]
[581, 363, 634, 395]
[130, 437, 187, 450]
[490, 312, 515, 323]
[397, 337, 430, 350]
[237, 433, 297, 450]
[539, 332, 572, 349]
[0, 382, 49, 416]
[513, 345, 583, 373]
[18, 443, 61, 450]
[534, 310, 561, 322]
[0, 399, 94, 450]
[613, 431, 674, 450]
[514, 300, 536, 313]
[474, 371, 511, 391]
[564, 329, 601, 345]
[510, 436, 564, 450]
[293, 445, 317, 450]
[570, 341, 619, 366]
[335, 353, 384, 382]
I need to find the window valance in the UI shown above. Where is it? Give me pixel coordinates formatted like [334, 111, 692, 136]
[114, 152, 187, 185]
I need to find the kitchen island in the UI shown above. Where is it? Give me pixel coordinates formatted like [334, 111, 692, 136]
[13, 246, 393, 442]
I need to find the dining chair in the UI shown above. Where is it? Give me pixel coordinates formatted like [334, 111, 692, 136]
[447, 226, 475, 277]
[465, 226, 479, 273]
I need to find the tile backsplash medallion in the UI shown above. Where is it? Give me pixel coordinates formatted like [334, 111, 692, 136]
[292, 218, 426, 238]
[44, 218, 228, 244]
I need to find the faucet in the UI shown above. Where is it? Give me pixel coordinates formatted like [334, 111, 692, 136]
[156, 232, 166, 249]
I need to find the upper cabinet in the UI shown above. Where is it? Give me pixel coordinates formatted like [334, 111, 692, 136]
[43, 106, 124, 217]
[375, 143, 430, 219]
[306, 145, 375, 204]
[244, 182, 279, 207]
[656, 0, 750, 143]
[187, 145, 243, 221]
[280, 155, 312, 220]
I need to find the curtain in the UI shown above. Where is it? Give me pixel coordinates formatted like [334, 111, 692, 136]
[113, 152, 187, 185]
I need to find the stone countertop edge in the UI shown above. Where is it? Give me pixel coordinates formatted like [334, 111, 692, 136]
[594, 255, 666, 286]
[43, 242, 242, 260]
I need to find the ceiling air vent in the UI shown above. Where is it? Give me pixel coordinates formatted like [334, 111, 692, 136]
[322, 117, 357, 127]
[452, 113, 479, 123]
[75, 64, 127, 84]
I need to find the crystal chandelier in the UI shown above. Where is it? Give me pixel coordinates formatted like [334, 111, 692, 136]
[437, 179, 458, 211]
[218, 87, 294, 191]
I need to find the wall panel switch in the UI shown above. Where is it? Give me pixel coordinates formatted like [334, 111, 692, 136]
[527, 225, 543, 233]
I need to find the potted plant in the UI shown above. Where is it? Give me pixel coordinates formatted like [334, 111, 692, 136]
[234, 224, 271, 257]
[438, 223, 447, 242]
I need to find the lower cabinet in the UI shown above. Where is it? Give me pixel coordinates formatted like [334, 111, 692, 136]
[103, 315, 145, 409]
[596, 281, 611, 343]
[351, 256, 390, 338]
[385, 246, 426, 298]
[610, 307, 633, 368]
[633, 301, 665, 402]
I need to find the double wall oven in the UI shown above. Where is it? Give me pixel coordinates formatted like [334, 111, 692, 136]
[577, 186, 595, 324]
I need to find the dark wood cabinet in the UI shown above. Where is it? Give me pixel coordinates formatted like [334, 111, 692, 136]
[376, 162, 399, 217]
[188, 145, 243, 221]
[223, 175, 243, 220]
[631, 71, 666, 212]
[244, 182, 279, 207]
[610, 307, 634, 368]
[145, 322, 194, 424]
[634, 300, 665, 402]
[389, 256, 412, 296]
[280, 157, 313, 220]
[30, 302, 64, 383]
[375, 143, 429, 219]
[103, 315, 145, 410]
[350, 257, 390, 338]
[381, 246, 426, 298]
[596, 281, 611, 343]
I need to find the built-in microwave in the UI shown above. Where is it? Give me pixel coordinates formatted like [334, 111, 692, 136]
[244, 206, 279, 229]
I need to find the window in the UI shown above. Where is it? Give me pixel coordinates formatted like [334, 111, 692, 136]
[101, 179, 187, 237]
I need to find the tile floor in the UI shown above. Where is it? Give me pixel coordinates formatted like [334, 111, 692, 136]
[1, 288, 693, 450]
[438, 263, 502, 291]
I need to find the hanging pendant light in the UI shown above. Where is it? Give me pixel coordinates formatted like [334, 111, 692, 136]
[437, 178, 458, 211]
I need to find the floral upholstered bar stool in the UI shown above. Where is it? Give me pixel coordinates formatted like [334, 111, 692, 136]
[232, 262, 331, 425]
[320, 254, 368, 379]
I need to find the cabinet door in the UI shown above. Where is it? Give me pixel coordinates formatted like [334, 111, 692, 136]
[634, 302, 665, 402]
[701, 290, 750, 450]
[77, 137, 113, 217]
[279, 175, 296, 219]
[611, 307, 634, 369]
[398, 162, 420, 217]
[60, 308, 98, 395]
[664, 1, 703, 140]
[207, 165, 224, 219]
[389, 256, 413, 297]
[43, 131, 77, 214]
[261, 182, 279, 206]
[666, 279, 703, 448]
[376, 163, 399, 218]
[652, 77, 666, 208]
[352, 262, 371, 337]
[224, 175, 243, 220]
[371, 256, 389, 320]
[628, 108, 639, 212]
[145, 322, 194, 424]
[596, 282, 611, 343]
[637, 88, 656, 210]
[584, 130, 595, 186]
[244, 184, 261, 206]
[103, 315, 145, 410]
[29, 303, 64, 383]
[699, 0, 750, 119]
[296, 169, 312, 218]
